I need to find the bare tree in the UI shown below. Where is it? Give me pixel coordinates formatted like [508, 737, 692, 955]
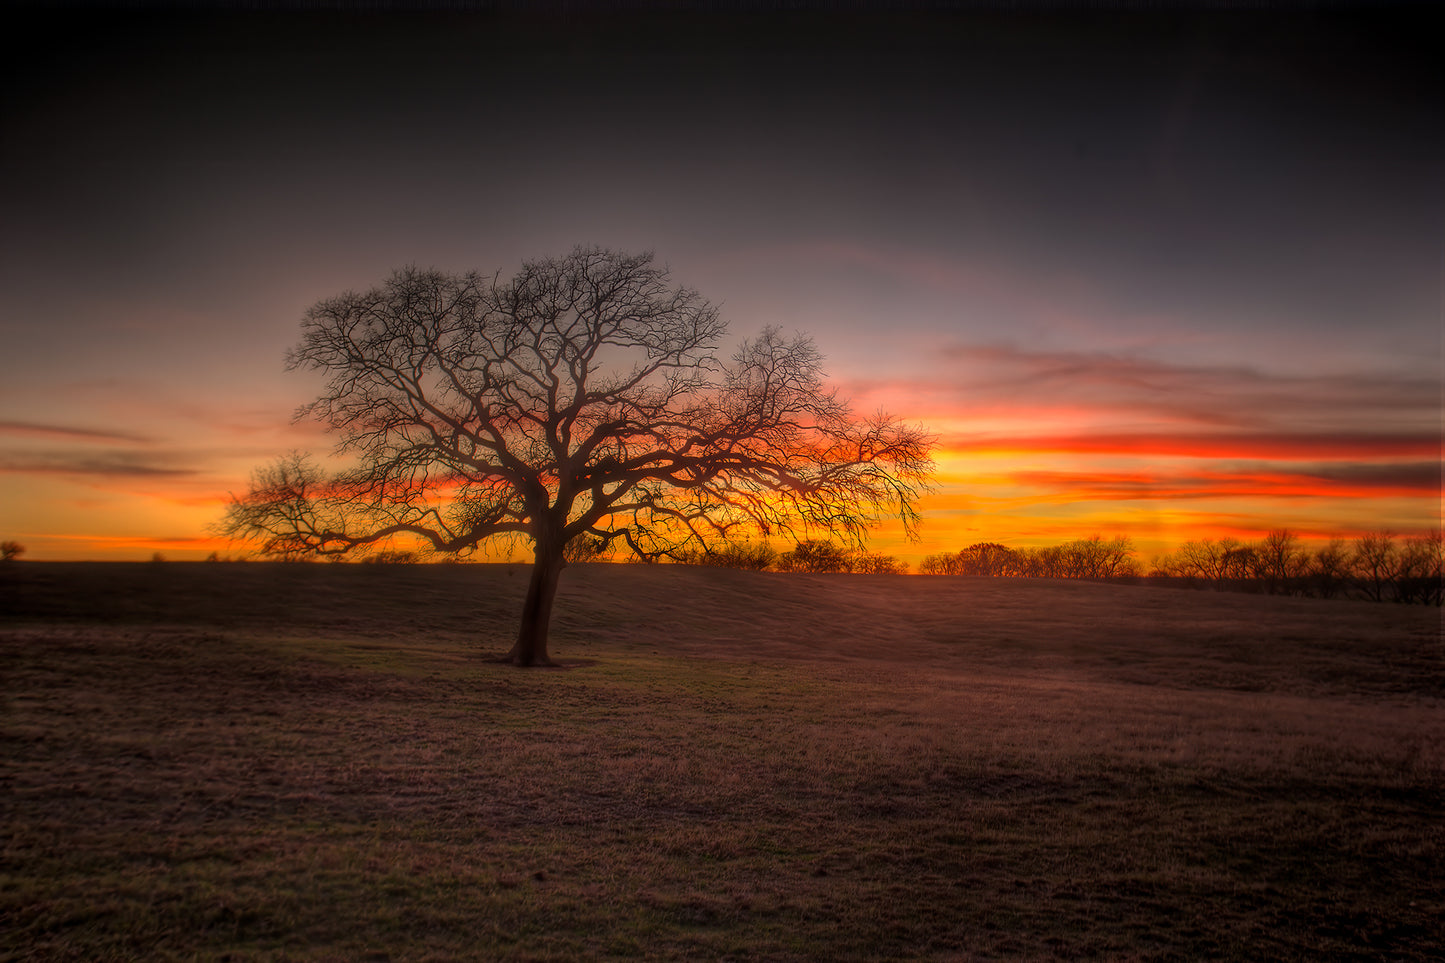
[1219, 539, 1256, 585]
[1306, 538, 1351, 599]
[1396, 531, 1443, 606]
[1254, 529, 1306, 595]
[852, 552, 909, 575]
[775, 540, 857, 573]
[1352, 531, 1400, 602]
[0, 541, 23, 562]
[959, 542, 1018, 577]
[1060, 534, 1136, 580]
[561, 533, 614, 564]
[918, 550, 963, 576]
[222, 249, 933, 665]
[1021, 545, 1065, 579]
[675, 538, 778, 571]
[1171, 537, 1246, 589]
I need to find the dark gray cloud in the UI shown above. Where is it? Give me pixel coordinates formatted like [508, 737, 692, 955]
[0, 421, 153, 444]
[947, 431, 1439, 461]
[0, 451, 198, 478]
[940, 344, 1441, 432]
[1301, 461, 1442, 492]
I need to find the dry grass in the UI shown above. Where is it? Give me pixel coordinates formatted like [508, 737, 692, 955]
[2, 562, 1441, 961]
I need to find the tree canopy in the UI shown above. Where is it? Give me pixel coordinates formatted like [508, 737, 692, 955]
[223, 248, 934, 664]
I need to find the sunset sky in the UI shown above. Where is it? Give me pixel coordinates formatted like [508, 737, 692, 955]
[1, 6, 1439, 565]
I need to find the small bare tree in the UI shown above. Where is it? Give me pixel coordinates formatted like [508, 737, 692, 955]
[223, 248, 933, 665]
[1307, 538, 1351, 599]
[959, 542, 1018, 577]
[1397, 531, 1443, 605]
[0, 541, 24, 562]
[1253, 529, 1306, 595]
[1171, 537, 1247, 589]
[1352, 531, 1400, 602]
[676, 539, 778, 571]
[775, 540, 856, 573]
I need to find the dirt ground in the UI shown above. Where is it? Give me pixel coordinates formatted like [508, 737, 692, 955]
[2, 562, 1441, 960]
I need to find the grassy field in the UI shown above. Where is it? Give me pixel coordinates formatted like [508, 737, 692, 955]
[2, 562, 1441, 961]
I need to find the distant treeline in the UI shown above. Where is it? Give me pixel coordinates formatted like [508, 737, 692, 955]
[1147, 530, 1442, 605]
[672, 528, 1443, 606]
[917, 530, 1441, 606]
[669, 539, 909, 575]
[224, 526, 1442, 606]
[920, 535, 1136, 580]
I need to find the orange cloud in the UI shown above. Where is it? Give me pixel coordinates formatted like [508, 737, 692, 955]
[1003, 464, 1440, 501]
[18, 533, 235, 561]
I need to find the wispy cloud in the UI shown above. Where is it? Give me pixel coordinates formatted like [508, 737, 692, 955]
[939, 344, 1440, 430]
[947, 431, 1439, 461]
[38, 533, 221, 546]
[846, 343, 1440, 443]
[0, 451, 199, 478]
[19, 532, 232, 560]
[0, 420, 153, 444]
[1006, 462, 1441, 502]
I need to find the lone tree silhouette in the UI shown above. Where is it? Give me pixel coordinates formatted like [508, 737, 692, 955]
[223, 248, 933, 665]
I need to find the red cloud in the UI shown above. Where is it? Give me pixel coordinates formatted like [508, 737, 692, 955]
[1005, 463, 1440, 501]
[946, 431, 1439, 461]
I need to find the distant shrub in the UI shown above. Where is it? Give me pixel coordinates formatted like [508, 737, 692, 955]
[852, 552, 909, 575]
[0, 541, 23, 562]
[676, 540, 779, 571]
[775, 540, 855, 573]
[773, 540, 906, 575]
[1396, 531, 1443, 605]
[918, 552, 961, 575]
[562, 536, 613, 563]
[362, 550, 417, 565]
[921, 542, 1023, 576]
[1148, 528, 1441, 606]
[925, 536, 1135, 581]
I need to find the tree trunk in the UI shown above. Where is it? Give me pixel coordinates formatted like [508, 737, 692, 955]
[507, 540, 566, 666]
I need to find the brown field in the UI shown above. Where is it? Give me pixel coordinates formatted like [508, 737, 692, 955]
[2, 561, 1442, 961]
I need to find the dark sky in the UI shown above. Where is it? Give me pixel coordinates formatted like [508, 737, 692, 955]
[1, 5, 1439, 558]
[6, 8, 1437, 342]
